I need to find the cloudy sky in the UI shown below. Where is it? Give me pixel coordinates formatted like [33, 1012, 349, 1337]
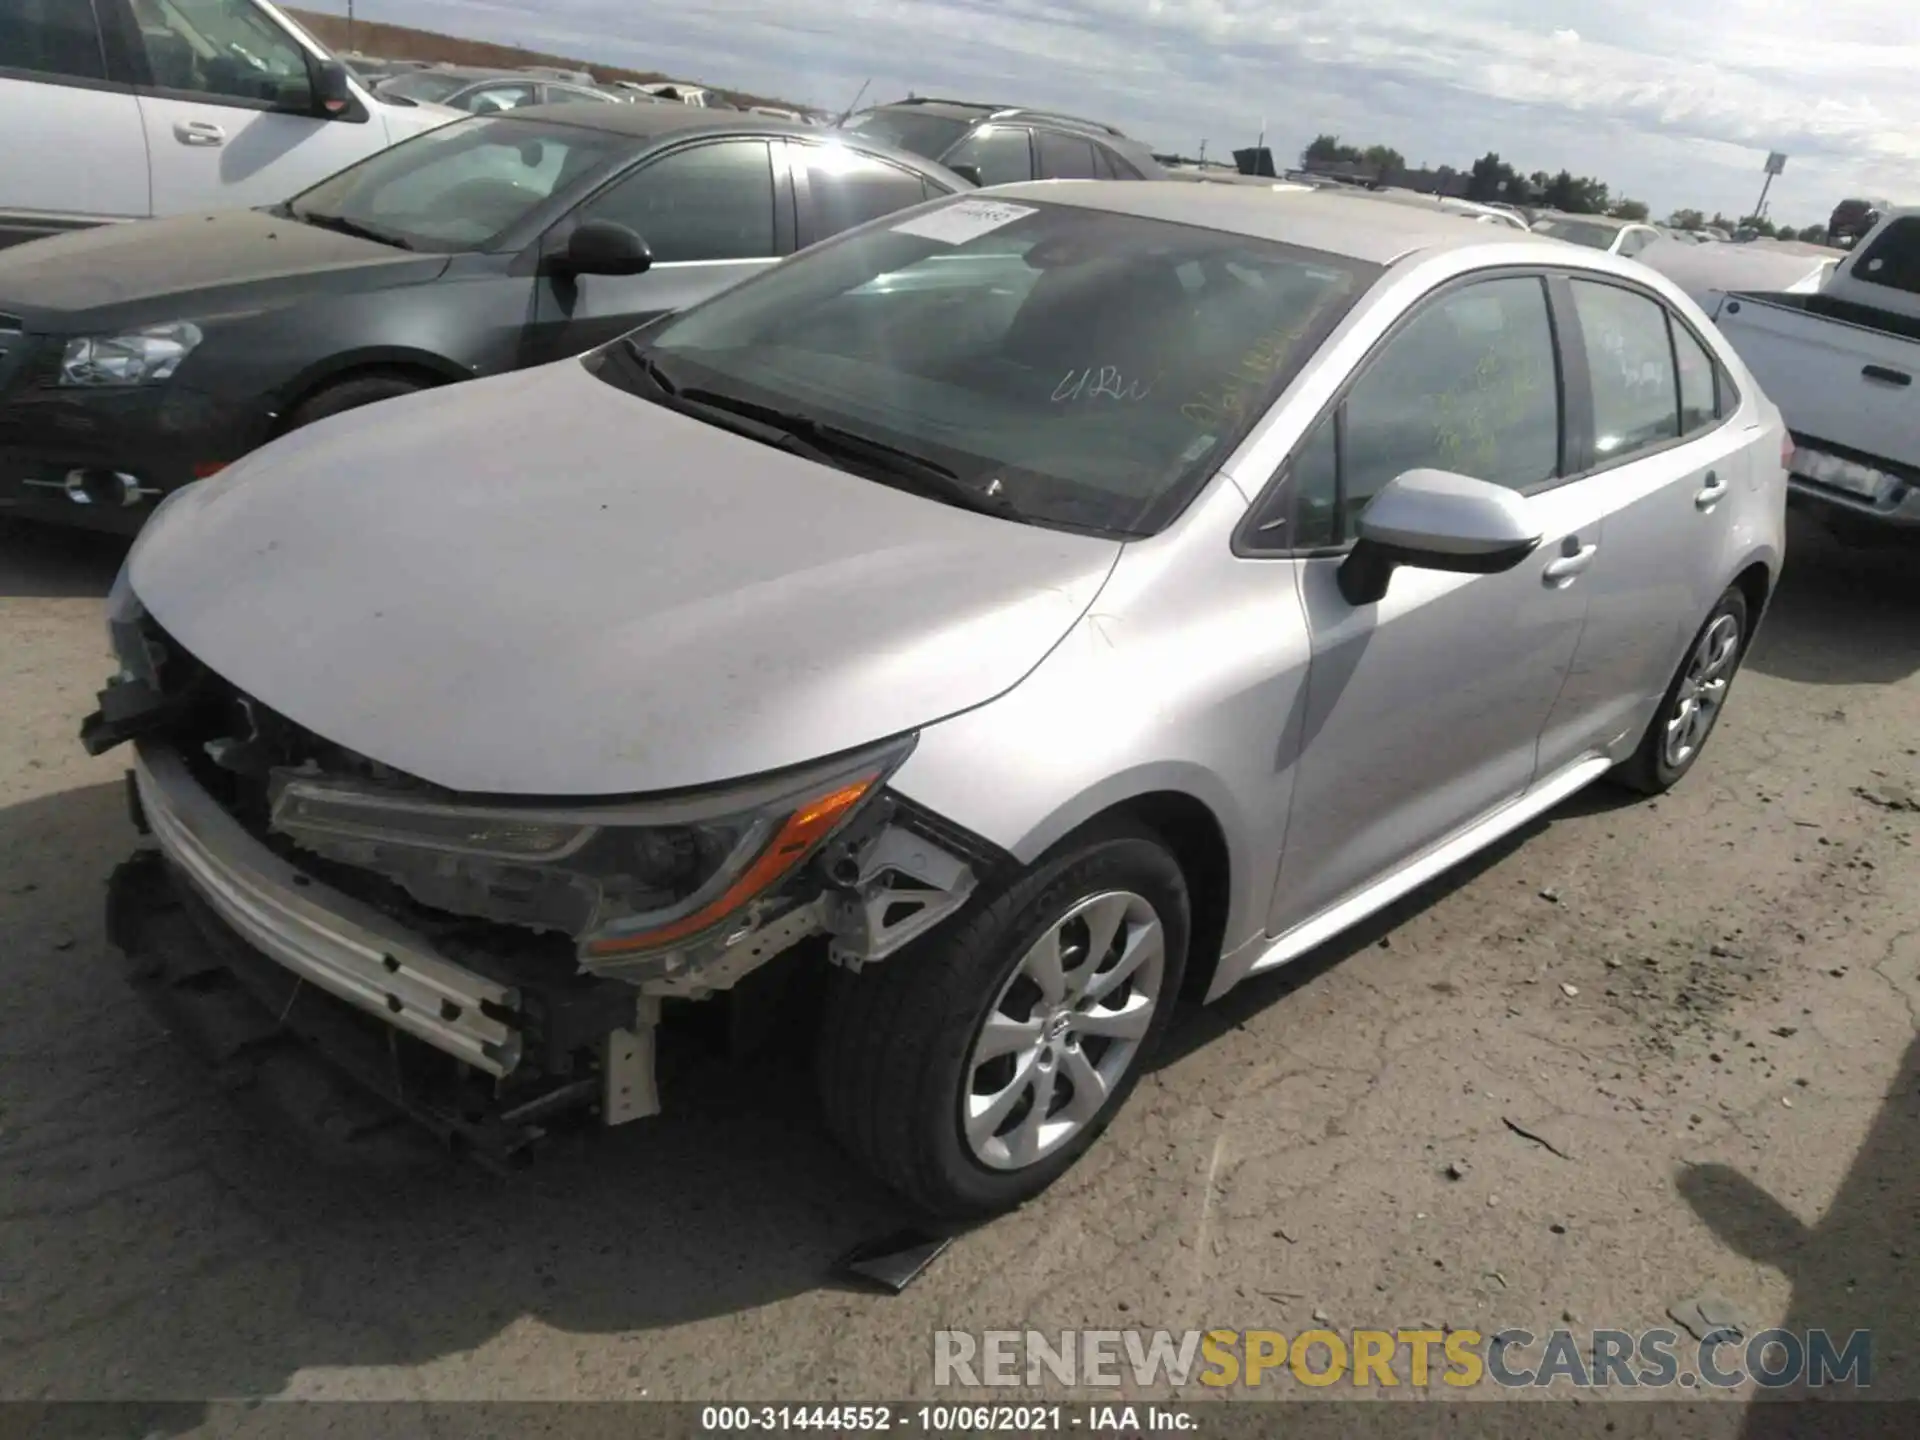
[309, 0, 1919, 225]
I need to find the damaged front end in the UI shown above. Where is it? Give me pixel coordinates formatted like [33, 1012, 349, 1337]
[84, 591, 996, 1162]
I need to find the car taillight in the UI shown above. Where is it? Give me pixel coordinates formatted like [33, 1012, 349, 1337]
[1780, 434, 1795, 472]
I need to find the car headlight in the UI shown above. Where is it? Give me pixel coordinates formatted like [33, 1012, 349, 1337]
[60, 321, 204, 386]
[267, 736, 915, 961]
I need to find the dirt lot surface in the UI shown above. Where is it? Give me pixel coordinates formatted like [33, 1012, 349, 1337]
[0, 514, 1913, 1413]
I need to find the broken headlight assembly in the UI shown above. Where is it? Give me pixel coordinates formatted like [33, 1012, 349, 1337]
[265, 735, 915, 963]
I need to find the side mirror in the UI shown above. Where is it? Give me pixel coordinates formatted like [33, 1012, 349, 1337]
[1337, 469, 1542, 606]
[314, 59, 355, 118]
[949, 163, 983, 187]
[552, 220, 653, 278]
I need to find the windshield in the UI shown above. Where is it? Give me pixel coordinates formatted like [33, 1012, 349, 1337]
[377, 70, 470, 104]
[840, 109, 973, 161]
[1536, 219, 1619, 249]
[595, 198, 1376, 537]
[286, 116, 628, 252]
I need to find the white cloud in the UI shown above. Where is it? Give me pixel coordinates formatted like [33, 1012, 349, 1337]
[308, 0, 1920, 223]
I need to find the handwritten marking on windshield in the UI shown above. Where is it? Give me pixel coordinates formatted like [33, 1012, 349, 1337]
[1053, 366, 1156, 403]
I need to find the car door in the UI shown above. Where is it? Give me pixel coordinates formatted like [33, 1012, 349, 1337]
[1263, 272, 1606, 937]
[787, 138, 953, 248]
[1533, 275, 1752, 769]
[525, 136, 792, 364]
[122, 0, 380, 215]
[941, 123, 1034, 185]
[0, 0, 150, 242]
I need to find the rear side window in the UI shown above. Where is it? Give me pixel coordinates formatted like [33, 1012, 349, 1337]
[0, 0, 106, 80]
[1569, 280, 1680, 461]
[1035, 130, 1097, 180]
[1853, 216, 1920, 295]
[798, 147, 930, 239]
[944, 125, 1032, 185]
[1671, 318, 1719, 433]
[1098, 146, 1145, 180]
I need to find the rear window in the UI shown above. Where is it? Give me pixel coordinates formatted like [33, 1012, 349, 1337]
[379, 71, 469, 104]
[1536, 219, 1619, 250]
[840, 108, 973, 162]
[1852, 217, 1920, 296]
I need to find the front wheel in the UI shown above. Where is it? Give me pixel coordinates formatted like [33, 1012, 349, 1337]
[815, 823, 1190, 1219]
[1616, 585, 1750, 794]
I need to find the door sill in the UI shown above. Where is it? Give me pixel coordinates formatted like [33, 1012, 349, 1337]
[1208, 753, 1615, 1001]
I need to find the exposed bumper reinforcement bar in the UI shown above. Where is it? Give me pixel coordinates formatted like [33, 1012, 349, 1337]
[132, 742, 522, 1077]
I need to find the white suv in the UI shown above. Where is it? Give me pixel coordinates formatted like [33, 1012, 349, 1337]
[0, 0, 460, 248]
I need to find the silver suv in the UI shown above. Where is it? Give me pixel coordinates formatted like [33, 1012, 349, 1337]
[89, 184, 1788, 1217]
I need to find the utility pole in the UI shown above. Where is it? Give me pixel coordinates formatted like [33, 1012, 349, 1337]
[1198, 139, 1207, 166]
[345, 1, 355, 51]
[1751, 151, 1786, 223]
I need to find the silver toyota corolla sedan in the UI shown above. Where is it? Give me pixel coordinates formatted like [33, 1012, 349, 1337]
[86, 183, 1788, 1217]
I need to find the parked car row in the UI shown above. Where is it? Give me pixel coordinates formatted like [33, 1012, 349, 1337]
[0, 0, 461, 249]
[0, 105, 969, 529]
[79, 180, 1788, 1217]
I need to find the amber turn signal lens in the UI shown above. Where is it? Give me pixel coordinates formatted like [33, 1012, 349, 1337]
[583, 775, 879, 958]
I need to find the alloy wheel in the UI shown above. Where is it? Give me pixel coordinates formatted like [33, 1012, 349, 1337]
[1663, 612, 1742, 769]
[962, 890, 1167, 1171]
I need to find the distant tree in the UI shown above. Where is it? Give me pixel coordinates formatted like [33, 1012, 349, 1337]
[1302, 134, 1364, 166]
[1361, 143, 1405, 174]
[1538, 169, 1609, 214]
[1798, 224, 1830, 243]
[1466, 151, 1518, 203]
[1610, 198, 1650, 221]
[1667, 208, 1706, 231]
[1708, 212, 1739, 233]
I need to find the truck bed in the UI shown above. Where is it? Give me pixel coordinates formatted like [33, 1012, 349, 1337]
[1714, 290, 1920, 520]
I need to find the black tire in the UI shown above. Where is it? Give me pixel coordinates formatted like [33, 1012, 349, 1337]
[1616, 585, 1750, 795]
[285, 372, 427, 431]
[815, 821, 1190, 1220]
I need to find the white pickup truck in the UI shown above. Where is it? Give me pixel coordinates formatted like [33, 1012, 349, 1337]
[1710, 208, 1920, 541]
[0, 0, 460, 249]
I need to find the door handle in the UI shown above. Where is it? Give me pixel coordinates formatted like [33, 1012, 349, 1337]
[1862, 363, 1912, 387]
[173, 120, 226, 147]
[1694, 470, 1729, 510]
[1542, 540, 1597, 586]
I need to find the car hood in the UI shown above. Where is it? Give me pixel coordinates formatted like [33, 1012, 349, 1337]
[0, 211, 449, 333]
[128, 360, 1122, 797]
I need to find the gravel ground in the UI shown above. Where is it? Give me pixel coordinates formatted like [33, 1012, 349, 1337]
[0, 513, 1912, 1412]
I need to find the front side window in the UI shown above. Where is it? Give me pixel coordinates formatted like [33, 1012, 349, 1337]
[287, 116, 627, 251]
[1617, 227, 1655, 258]
[1035, 130, 1097, 180]
[0, 0, 107, 81]
[797, 144, 938, 240]
[578, 140, 775, 263]
[130, 0, 312, 108]
[1852, 216, 1920, 295]
[1570, 280, 1680, 461]
[944, 125, 1032, 185]
[1332, 276, 1560, 538]
[603, 199, 1376, 537]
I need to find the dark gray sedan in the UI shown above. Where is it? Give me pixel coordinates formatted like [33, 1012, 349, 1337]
[0, 105, 966, 532]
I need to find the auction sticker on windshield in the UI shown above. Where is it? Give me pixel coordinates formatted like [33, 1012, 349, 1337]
[892, 199, 1038, 245]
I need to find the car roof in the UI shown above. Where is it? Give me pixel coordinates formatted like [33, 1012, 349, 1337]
[1535, 212, 1646, 231]
[485, 103, 965, 174]
[984, 181, 1559, 264]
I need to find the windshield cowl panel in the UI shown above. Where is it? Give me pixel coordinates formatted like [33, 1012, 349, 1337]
[592, 198, 1378, 539]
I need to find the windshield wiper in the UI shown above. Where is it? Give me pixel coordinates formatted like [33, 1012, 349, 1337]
[675, 385, 1023, 520]
[289, 210, 415, 250]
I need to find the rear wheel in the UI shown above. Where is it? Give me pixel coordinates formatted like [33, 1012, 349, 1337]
[1616, 586, 1749, 794]
[815, 823, 1189, 1219]
[285, 372, 428, 432]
